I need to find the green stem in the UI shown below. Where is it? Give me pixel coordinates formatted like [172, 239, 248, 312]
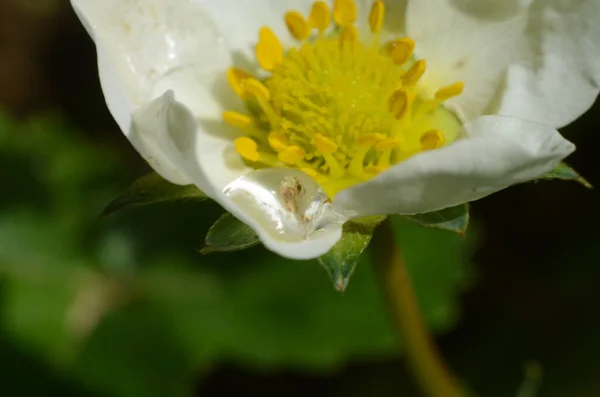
[371, 219, 468, 397]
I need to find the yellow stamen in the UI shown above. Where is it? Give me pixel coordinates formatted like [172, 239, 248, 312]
[312, 133, 338, 153]
[389, 89, 410, 119]
[285, 11, 310, 41]
[226, 68, 252, 99]
[376, 138, 399, 152]
[309, 1, 331, 33]
[388, 38, 415, 66]
[268, 132, 289, 152]
[369, 1, 385, 34]
[242, 78, 271, 101]
[365, 164, 387, 175]
[420, 129, 445, 150]
[402, 59, 427, 85]
[333, 0, 357, 26]
[223, 11, 465, 198]
[300, 167, 319, 178]
[242, 78, 278, 126]
[435, 82, 464, 101]
[358, 133, 386, 147]
[340, 25, 358, 43]
[256, 27, 283, 71]
[222, 111, 253, 130]
[278, 145, 306, 164]
[234, 137, 260, 162]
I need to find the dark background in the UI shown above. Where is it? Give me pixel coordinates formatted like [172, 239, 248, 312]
[0, 1, 599, 396]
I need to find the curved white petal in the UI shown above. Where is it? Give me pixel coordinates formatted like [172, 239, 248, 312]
[71, 0, 231, 184]
[130, 90, 198, 184]
[333, 115, 575, 218]
[406, 0, 532, 121]
[497, 0, 600, 128]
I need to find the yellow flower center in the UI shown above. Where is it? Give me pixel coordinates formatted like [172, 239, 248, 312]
[223, 0, 463, 197]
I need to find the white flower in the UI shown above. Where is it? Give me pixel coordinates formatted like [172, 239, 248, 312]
[72, 0, 597, 259]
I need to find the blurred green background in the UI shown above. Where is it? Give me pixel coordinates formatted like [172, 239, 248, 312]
[1, 1, 599, 396]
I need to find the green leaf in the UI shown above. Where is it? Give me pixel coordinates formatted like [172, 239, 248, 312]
[201, 212, 260, 254]
[101, 172, 207, 217]
[539, 162, 592, 188]
[143, 217, 475, 370]
[318, 220, 382, 292]
[403, 204, 470, 235]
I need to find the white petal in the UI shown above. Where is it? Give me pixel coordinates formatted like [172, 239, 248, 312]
[130, 90, 197, 185]
[379, 0, 409, 35]
[406, 0, 532, 121]
[71, 0, 231, 183]
[496, 0, 600, 128]
[333, 115, 575, 218]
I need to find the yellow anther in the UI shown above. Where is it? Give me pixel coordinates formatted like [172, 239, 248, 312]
[312, 133, 338, 153]
[300, 167, 319, 178]
[402, 59, 427, 85]
[226, 68, 253, 99]
[365, 164, 388, 174]
[278, 145, 306, 165]
[333, 0, 357, 26]
[420, 129, 445, 150]
[358, 133, 386, 147]
[268, 132, 289, 152]
[256, 26, 283, 71]
[222, 111, 253, 130]
[369, 1, 385, 34]
[389, 89, 410, 119]
[234, 137, 260, 162]
[285, 11, 310, 41]
[340, 25, 358, 43]
[309, 1, 331, 32]
[435, 82, 464, 101]
[376, 138, 399, 151]
[387, 38, 415, 66]
[241, 78, 271, 101]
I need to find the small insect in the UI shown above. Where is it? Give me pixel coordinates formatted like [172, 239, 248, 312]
[279, 176, 306, 215]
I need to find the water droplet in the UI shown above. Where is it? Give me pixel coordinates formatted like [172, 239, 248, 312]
[223, 168, 345, 243]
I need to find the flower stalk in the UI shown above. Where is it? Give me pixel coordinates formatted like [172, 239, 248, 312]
[371, 219, 470, 397]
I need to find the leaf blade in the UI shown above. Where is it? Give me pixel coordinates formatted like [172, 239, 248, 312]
[201, 212, 260, 254]
[101, 172, 207, 217]
[539, 162, 592, 188]
[403, 204, 470, 235]
[318, 219, 383, 292]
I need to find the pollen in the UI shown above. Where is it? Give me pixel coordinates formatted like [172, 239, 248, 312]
[309, 1, 330, 33]
[223, 0, 464, 197]
[234, 137, 260, 162]
[333, 0, 357, 26]
[435, 82, 464, 101]
[285, 11, 310, 41]
[369, 1, 385, 34]
[278, 145, 306, 164]
[388, 38, 415, 66]
[256, 27, 283, 71]
[223, 111, 253, 130]
[227, 68, 253, 99]
[313, 134, 338, 154]
[420, 129, 445, 151]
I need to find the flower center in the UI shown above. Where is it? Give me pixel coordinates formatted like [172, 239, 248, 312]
[223, 0, 463, 197]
